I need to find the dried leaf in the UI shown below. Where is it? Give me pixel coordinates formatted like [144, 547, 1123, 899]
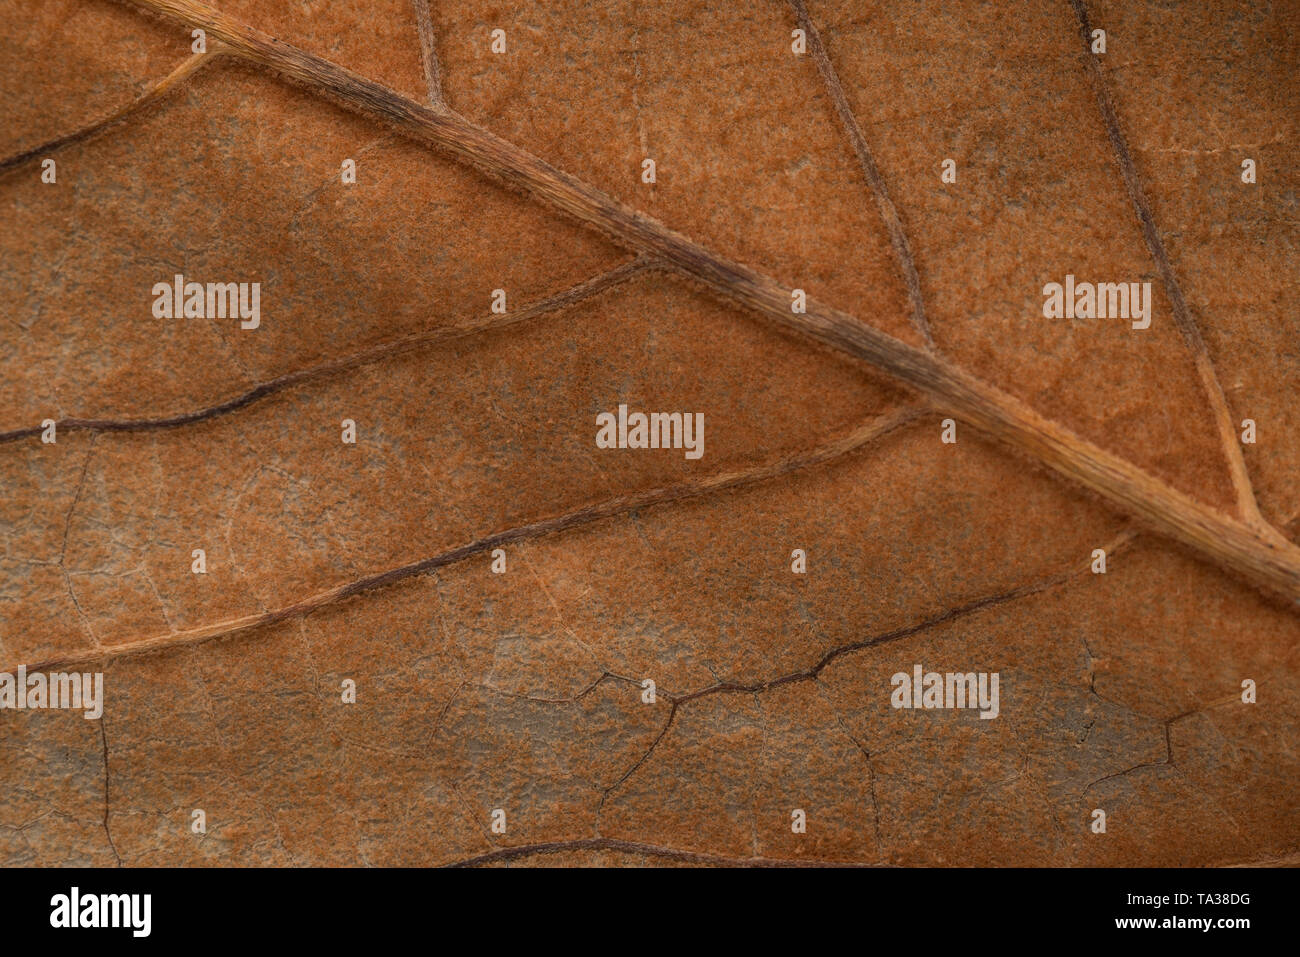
[1, 0, 1297, 866]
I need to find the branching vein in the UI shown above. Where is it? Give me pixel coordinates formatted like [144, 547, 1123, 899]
[410, 0, 445, 109]
[1068, 0, 1266, 531]
[97, 0, 1300, 605]
[788, 0, 933, 347]
[11, 405, 922, 674]
[0, 257, 649, 442]
[0, 46, 217, 176]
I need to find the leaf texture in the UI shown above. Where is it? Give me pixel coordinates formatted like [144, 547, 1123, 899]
[1, 0, 1297, 867]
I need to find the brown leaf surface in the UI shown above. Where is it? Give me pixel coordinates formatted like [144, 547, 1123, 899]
[1, 0, 1297, 866]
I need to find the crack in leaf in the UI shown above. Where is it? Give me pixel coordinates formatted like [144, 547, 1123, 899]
[599, 528, 1136, 809]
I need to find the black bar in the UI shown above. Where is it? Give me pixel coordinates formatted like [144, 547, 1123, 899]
[0, 866, 1279, 944]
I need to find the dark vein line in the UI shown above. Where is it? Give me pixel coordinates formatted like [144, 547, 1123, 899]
[445, 836, 879, 868]
[834, 714, 883, 844]
[1082, 693, 1239, 792]
[1067, 0, 1261, 525]
[60, 437, 101, 647]
[14, 405, 921, 674]
[99, 717, 123, 866]
[0, 49, 216, 177]
[482, 670, 635, 705]
[0, 258, 649, 444]
[59, 437, 97, 562]
[788, 0, 933, 348]
[597, 528, 1138, 804]
[1083, 708, 1185, 793]
[598, 701, 678, 807]
[477, 530, 1138, 862]
[679, 530, 1136, 704]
